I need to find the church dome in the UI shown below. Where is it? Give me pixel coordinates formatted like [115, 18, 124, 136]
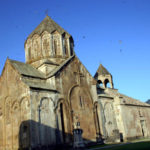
[24, 16, 74, 66]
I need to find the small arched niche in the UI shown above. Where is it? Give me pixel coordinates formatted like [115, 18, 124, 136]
[104, 79, 111, 88]
[97, 80, 103, 87]
[52, 30, 61, 56]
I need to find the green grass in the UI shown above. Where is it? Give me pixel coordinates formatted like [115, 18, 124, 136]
[93, 141, 150, 150]
[88, 144, 119, 149]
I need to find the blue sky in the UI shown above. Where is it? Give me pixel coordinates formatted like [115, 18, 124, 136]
[0, 0, 150, 102]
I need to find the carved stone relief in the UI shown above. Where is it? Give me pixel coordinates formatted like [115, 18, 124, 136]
[5, 97, 12, 148]
[5, 98, 11, 124]
[21, 98, 30, 121]
[12, 101, 20, 147]
[104, 103, 117, 137]
[32, 34, 41, 59]
[42, 31, 50, 57]
[52, 31, 61, 56]
[39, 98, 55, 145]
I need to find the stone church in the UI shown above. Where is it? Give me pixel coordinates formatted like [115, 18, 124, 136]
[0, 16, 150, 150]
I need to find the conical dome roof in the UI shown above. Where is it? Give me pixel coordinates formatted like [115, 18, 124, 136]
[27, 16, 71, 40]
[94, 64, 111, 78]
[97, 64, 110, 75]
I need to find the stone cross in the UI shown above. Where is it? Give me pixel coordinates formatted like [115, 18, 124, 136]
[74, 67, 84, 85]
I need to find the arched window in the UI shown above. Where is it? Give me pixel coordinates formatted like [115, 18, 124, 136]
[63, 38, 68, 56]
[54, 39, 57, 55]
[104, 79, 111, 88]
[79, 96, 84, 109]
[70, 38, 74, 56]
[65, 39, 68, 55]
[98, 80, 103, 87]
[62, 38, 65, 55]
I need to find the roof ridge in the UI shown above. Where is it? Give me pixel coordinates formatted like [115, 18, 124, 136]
[119, 93, 150, 106]
[9, 59, 46, 79]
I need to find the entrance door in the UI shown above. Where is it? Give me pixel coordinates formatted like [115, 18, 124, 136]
[56, 101, 68, 144]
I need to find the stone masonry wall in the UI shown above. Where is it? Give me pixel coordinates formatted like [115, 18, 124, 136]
[0, 60, 30, 150]
[120, 105, 150, 140]
[55, 56, 98, 142]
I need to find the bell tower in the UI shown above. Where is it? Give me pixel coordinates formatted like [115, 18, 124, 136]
[94, 64, 114, 88]
[24, 16, 74, 74]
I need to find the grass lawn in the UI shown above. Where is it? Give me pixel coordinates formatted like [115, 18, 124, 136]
[91, 141, 150, 150]
[88, 144, 120, 149]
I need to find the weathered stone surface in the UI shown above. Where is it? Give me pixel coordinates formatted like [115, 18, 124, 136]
[96, 71, 150, 142]
[1, 16, 150, 150]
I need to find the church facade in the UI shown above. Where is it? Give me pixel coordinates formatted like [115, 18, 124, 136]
[0, 16, 150, 150]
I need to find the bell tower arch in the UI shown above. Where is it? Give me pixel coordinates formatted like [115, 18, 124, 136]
[94, 64, 114, 89]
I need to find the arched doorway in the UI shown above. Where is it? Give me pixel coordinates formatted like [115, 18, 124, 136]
[56, 100, 70, 144]
[60, 103, 65, 142]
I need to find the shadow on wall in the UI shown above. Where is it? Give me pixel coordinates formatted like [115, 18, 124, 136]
[19, 120, 72, 150]
[18, 120, 95, 150]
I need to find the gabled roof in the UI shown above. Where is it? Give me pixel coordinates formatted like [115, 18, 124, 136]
[27, 16, 71, 40]
[47, 54, 75, 77]
[95, 64, 111, 77]
[7, 55, 75, 90]
[119, 93, 150, 107]
[99, 88, 150, 107]
[9, 59, 46, 79]
[8, 59, 57, 91]
[9, 55, 75, 79]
